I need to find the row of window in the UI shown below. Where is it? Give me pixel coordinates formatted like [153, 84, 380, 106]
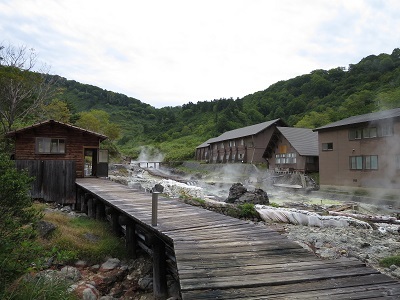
[350, 155, 378, 170]
[322, 125, 395, 152]
[348, 124, 393, 140]
[214, 139, 249, 149]
[275, 153, 297, 164]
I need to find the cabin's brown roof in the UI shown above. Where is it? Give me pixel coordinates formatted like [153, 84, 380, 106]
[6, 119, 108, 141]
[277, 127, 319, 156]
[314, 108, 400, 131]
[207, 119, 285, 145]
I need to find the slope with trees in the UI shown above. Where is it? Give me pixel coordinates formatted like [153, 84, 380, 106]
[3, 43, 400, 161]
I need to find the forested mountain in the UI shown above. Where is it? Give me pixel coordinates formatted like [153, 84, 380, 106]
[4, 48, 400, 161]
[50, 48, 400, 161]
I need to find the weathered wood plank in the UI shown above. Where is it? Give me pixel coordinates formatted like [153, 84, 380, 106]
[75, 178, 400, 300]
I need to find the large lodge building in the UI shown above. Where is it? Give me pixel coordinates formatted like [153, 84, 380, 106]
[196, 119, 319, 173]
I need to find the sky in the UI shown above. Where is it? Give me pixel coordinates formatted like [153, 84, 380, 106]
[1, 0, 399, 108]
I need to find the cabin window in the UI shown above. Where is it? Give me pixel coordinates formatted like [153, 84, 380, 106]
[36, 138, 66, 154]
[229, 140, 235, 147]
[240, 139, 244, 146]
[322, 142, 333, 151]
[238, 153, 243, 159]
[349, 156, 363, 170]
[365, 155, 378, 170]
[220, 142, 224, 149]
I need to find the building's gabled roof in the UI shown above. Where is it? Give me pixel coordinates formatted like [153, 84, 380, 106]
[314, 107, 400, 131]
[209, 119, 284, 144]
[6, 119, 108, 141]
[196, 137, 218, 149]
[277, 127, 319, 156]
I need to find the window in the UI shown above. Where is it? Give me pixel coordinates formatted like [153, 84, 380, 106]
[36, 138, 65, 154]
[240, 139, 244, 146]
[279, 145, 287, 153]
[229, 140, 236, 147]
[365, 155, 378, 170]
[349, 129, 362, 140]
[220, 142, 224, 149]
[396, 155, 400, 170]
[380, 124, 393, 137]
[350, 156, 363, 170]
[363, 127, 377, 138]
[322, 142, 333, 151]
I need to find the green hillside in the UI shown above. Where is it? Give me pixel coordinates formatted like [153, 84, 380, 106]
[6, 48, 400, 161]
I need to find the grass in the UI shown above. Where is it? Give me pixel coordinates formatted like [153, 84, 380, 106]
[379, 255, 400, 268]
[1, 203, 127, 299]
[40, 210, 127, 264]
[1, 277, 78, 300]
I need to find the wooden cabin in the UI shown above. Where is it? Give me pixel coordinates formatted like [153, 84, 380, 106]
[6, 120, 108, 204]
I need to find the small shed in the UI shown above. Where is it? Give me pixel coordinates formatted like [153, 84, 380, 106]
[6, 120, 108, 204]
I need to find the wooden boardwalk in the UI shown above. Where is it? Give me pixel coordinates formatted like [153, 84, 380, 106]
[76, 178, 400, 299]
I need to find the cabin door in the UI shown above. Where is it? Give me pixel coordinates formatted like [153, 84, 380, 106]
[84, 148, 97, 177]
[97, 149, 109, 177]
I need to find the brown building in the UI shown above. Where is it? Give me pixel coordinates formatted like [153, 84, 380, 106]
[265, 127, 319, 173]
[6, 119, 108, 178]
[196, 119, 287, 164]
[314, 108, 400, 195]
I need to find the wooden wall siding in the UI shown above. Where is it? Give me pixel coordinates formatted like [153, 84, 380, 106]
[15, 160, 76, 204]
[13, 122, 100, 177]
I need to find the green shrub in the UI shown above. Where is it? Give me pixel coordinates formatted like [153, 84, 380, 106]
[379, 255, 400, 268]
[237, 203, 259, 219]
[0, 153, 43, 289]
[226, 203, 260, 220]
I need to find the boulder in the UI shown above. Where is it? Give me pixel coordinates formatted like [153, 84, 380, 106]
[35, 220, 57, 238]
[225, 183, 269, 205]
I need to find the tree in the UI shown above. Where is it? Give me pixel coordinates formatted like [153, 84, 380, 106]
[0, 153, 42, 288]
[75, 109, 121, 141]
[0, 43, 54, 133]
[42, 99, 72, 123]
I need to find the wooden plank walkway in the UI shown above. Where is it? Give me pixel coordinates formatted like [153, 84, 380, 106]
[76, 178, 400, 299]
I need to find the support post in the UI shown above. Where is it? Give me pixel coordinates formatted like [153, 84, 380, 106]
[95, 200, 106, 221]
[152, 192, 160, 226]
[125, 221, 137, 259]
[87, 197, 96, 218]
[152, 238, 167, 300]
[82, 193, 89, 214]
[110, 209, 123, 236]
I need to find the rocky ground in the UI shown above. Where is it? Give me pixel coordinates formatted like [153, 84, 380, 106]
[33, 205, 180, 300]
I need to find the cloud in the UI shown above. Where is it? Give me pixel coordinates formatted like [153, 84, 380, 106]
[1, 0, 399, 107]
